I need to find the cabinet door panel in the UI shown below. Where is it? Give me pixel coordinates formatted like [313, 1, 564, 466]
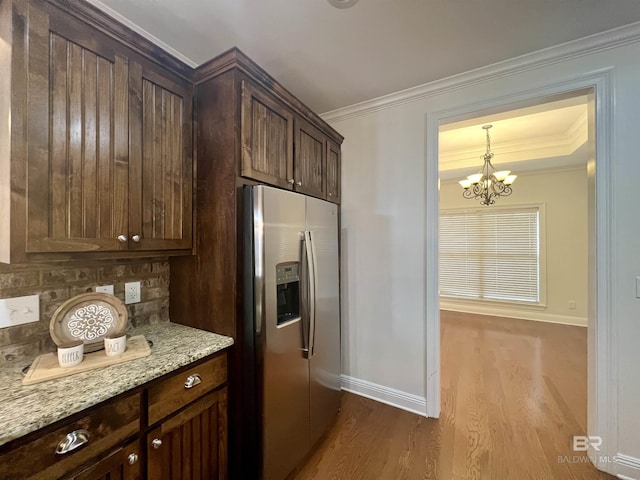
[67, 441, 141, 480]
[294, 118, 326, 199]
[129, 64, 193, 250]
[147, 389, 227, 480]
[326, 140, 341, 204]
[26, 20, 129, 253]
[240, 81, 294, 188]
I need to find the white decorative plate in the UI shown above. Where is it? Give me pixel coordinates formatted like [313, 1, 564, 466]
[49, 293, 129, 353]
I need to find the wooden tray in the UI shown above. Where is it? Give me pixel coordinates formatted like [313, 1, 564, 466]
[50, 293, 129, 353]
[22, 335, 151, 386]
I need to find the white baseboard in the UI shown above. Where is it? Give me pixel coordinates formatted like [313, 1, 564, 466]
[341, 375, 427, 417]
[616, 453, 640, 479]
[440, 303, 588, 327]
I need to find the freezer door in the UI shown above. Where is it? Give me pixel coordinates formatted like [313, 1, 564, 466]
[256, 186, 310, 480]
[306, 196, 342, 447]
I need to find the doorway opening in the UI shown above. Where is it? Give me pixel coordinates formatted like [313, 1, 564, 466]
[424, 71, 616, 474]
[435, 91, 596, 477]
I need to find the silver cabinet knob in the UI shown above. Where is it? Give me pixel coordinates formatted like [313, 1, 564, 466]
[184, 374, 202, 389]
[287, 178, 295, 184]
[55, 429, 90, 455]
[117, 234, 127, 243]
[131, 234, 141, 243]
[296, 181, 302, 186]
[128, 453, 139, 465]
[328, 193, 333, 197]
[152, 438, 163, 449]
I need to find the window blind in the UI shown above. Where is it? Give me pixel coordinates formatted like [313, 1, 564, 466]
[439, 207, 540, 303]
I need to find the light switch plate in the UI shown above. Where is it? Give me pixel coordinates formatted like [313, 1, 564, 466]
[95, 285, 114, 295]
[125, 281, 141, 304]
[0, 294, 40, 328]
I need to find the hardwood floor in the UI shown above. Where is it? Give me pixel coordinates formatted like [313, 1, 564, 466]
[293, 311, 614, 480]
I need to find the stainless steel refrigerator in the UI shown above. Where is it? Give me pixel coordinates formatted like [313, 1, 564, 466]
[244, 185, 341, 480]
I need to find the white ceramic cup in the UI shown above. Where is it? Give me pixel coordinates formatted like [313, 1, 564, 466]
[104, 334, 127, 356]
[57, 341, 84, 368]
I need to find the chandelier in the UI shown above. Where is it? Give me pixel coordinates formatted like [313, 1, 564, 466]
[458, 125, 517, 206]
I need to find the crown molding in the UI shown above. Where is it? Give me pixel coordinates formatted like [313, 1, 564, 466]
[321, 21, 640, 122]
[195, 47, 344, 144]
[83, 0, 199, 68]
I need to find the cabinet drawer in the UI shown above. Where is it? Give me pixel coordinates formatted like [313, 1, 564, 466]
[64, 439, 141, 480]
[147, 353, 227, 425]
[0, 393, 140, 480]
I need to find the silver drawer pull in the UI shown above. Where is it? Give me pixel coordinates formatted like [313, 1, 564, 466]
[55, 429, 89, 455]
[184, 373, 202, 389]
[128, 453, 139, 465]
[152, 438, 163, 449]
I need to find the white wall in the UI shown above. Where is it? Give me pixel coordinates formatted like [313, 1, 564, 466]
[439, 167, 589, 325]
[328, 29, 640, 475]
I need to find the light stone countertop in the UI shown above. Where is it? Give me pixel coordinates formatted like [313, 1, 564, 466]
[0, 322, 234, 448]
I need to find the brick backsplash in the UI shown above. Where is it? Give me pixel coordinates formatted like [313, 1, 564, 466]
[0, 258, 170, 366]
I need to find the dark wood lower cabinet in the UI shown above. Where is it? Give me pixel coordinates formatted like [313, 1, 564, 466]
[1, 352, 228, 480]
[147, 389, 227, 480]
[66, 441, 141, 480]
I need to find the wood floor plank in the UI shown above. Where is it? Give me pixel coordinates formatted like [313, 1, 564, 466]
[293, 312, 614, 480]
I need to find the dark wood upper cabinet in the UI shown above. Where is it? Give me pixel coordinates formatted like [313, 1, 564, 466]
[240, 81, 294, 189]
[0, 0, 193, 263]
[236, 74, 341, 202]
[326, 140, 341, 204]
[294, 118, 326, 199]
[129, 62, 193, 251]
[25, 11, 131, 254]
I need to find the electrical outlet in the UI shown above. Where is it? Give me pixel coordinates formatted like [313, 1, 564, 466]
[568, 300, 576, 310]
[124, 281, 141, 304]
[0, 294, 40, 328]
[95, 285, 114, 295]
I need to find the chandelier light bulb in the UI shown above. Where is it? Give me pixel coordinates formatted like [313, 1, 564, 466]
[467, 173, 483, 184]
[494, 170, 510, 181]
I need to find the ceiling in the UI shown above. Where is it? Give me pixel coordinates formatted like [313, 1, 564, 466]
[438, 94, 589, 180]
[87, 0, 640, 114]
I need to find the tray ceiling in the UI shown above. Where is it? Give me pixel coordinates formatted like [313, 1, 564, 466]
[439, 95, 589, 179]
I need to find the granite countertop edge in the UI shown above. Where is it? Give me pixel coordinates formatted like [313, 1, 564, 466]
[0, 322, 234, 448]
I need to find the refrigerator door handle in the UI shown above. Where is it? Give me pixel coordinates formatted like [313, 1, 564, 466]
[300, 231, 315, 358]
[301, 233, 310, 356]
[307, 230, 317, 357]
[302, 231, 316, 359]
